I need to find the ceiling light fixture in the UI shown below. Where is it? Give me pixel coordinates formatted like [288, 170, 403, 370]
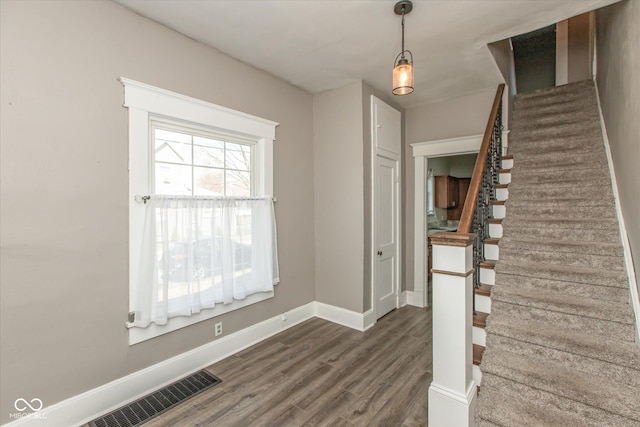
[392, 0, 414, 96]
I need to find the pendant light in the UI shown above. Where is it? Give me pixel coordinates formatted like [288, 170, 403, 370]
[392, 0, 414, 96]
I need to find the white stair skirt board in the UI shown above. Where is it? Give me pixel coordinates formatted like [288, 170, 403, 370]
[480, 267, 496, 286]
[4, 301, 375, 427]
[484, 242, 499, 261]
[493, 204, 506, 219]
[499, 172, 511, 185]
[473, 325, 487, 347]
[475, 294, 492, 314]
[502, 158, 514, 169]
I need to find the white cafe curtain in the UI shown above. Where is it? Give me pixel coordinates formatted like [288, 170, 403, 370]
[132, 196, 278, 327]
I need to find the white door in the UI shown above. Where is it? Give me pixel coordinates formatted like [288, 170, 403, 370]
[376, 155, 398, 318]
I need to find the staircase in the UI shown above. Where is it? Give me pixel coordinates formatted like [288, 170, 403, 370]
[475, 80, 640, 426]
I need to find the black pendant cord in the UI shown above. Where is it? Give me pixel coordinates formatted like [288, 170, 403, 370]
[401, 10, 406, 59]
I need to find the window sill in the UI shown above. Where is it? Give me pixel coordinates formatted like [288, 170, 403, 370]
[127, 291, 274, 345]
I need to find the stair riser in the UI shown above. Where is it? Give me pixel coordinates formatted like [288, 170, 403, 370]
[499, 239, 623, 257]
[515, 90, 595, 110]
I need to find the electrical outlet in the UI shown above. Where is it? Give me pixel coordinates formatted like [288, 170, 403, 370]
[281, 313, 288, 321]
[214, 322, 223, 336]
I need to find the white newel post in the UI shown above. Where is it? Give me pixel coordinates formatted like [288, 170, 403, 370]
[428, 232, 477, 427]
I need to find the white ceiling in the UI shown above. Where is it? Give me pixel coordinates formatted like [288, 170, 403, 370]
[116, 0, 619, 108]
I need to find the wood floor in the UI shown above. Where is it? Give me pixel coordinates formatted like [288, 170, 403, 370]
[144, 306, 432, 426]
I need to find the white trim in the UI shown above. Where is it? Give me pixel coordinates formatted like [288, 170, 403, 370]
[120, 78, 278, 139]
[4, 301, 378, 427]
[405, 290, 426, 308]
[410, 134, 483, 158]
[313, 302, 374, 332]
[399, 291, 408, 307]
[410, 134, 483, 309]
[121, 77, 279, 344]
[594, 83, 640, 346]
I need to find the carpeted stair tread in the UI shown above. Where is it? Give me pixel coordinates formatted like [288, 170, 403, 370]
[490, 282, 634, 324]
[510, 123, 602, 143]
[509, 134, 604, 154]
[495, 260, 628, 288]
[501, 216, 619, 230]
[498, 236, 623, 256]
[505, 184, 613, 201]
[509, 166, 609, 184]
[498, 247, 625, 271]
[505, 204, 616, 219]
[500, 224, 621, 244]
[482, 334, 640, 390]
[506, 197, 615, 208]
[494, 272, 630, 305]
[477, 373, 640, 427]
[480, 338, 640, 421]
[487, 300, 636, 344]
[475, 418, 502, 427]
[511, 149, 606, 168]
[486, 302, 640, 369]
[512, 112, 601, 132]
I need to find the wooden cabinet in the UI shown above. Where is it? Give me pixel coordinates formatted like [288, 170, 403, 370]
[435, 176, 459, 209]
[448, 178, 471, 220]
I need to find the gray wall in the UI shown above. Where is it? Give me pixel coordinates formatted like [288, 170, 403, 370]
[404, 90, 495, 291]
[596, 0, 640, 294]
[313, 81, 365, 312]
[0, 1, 315, 421]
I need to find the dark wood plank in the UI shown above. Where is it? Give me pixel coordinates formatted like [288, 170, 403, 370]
[473, 344, 485, 366]
[474, 311, 489, 328]
[476, 283, 493, 297]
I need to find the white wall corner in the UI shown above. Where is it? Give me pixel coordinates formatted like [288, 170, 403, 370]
[400, 291, 408, 307]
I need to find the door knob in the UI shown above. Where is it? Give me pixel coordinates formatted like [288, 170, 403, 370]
[377, 250, 383, 256]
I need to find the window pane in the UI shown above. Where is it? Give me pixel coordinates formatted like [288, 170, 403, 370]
[194, 167, 224, 196]
[155, 163, 192, 195]
[225, 142, 251, 171]
[193, 144, 224, 168]
[226, 170, 251, 197]
[154, 129, 192, 164]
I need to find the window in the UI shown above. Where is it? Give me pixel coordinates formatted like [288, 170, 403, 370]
[121, 78, 279, 345]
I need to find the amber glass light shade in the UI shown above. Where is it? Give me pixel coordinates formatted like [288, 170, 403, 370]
[392, 59, 414, 96]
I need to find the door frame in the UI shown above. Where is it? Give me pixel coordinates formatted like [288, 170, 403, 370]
[411, 134, 483, 307]
[370, 96, 402, 322]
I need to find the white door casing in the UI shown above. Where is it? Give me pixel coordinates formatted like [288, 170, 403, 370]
[371, 95, 401, 320]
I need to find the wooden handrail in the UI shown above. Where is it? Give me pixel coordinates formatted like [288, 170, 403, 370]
[458, 84, 505, 234]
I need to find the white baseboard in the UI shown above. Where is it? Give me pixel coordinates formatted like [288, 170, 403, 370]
[312, 301, 372, 332]
[594, 83, 640, 347]
[5, 301, 376, 427]
[406, 290, 426, 308]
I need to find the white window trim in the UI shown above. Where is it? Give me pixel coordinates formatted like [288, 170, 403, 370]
[120, 78, 278, 345]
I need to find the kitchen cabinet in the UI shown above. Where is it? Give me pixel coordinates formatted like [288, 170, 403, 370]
[448, 178, 471, 220]
[435, 175, 459, 209]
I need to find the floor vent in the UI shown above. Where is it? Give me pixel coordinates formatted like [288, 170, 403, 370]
[88, 370, 221, 427]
